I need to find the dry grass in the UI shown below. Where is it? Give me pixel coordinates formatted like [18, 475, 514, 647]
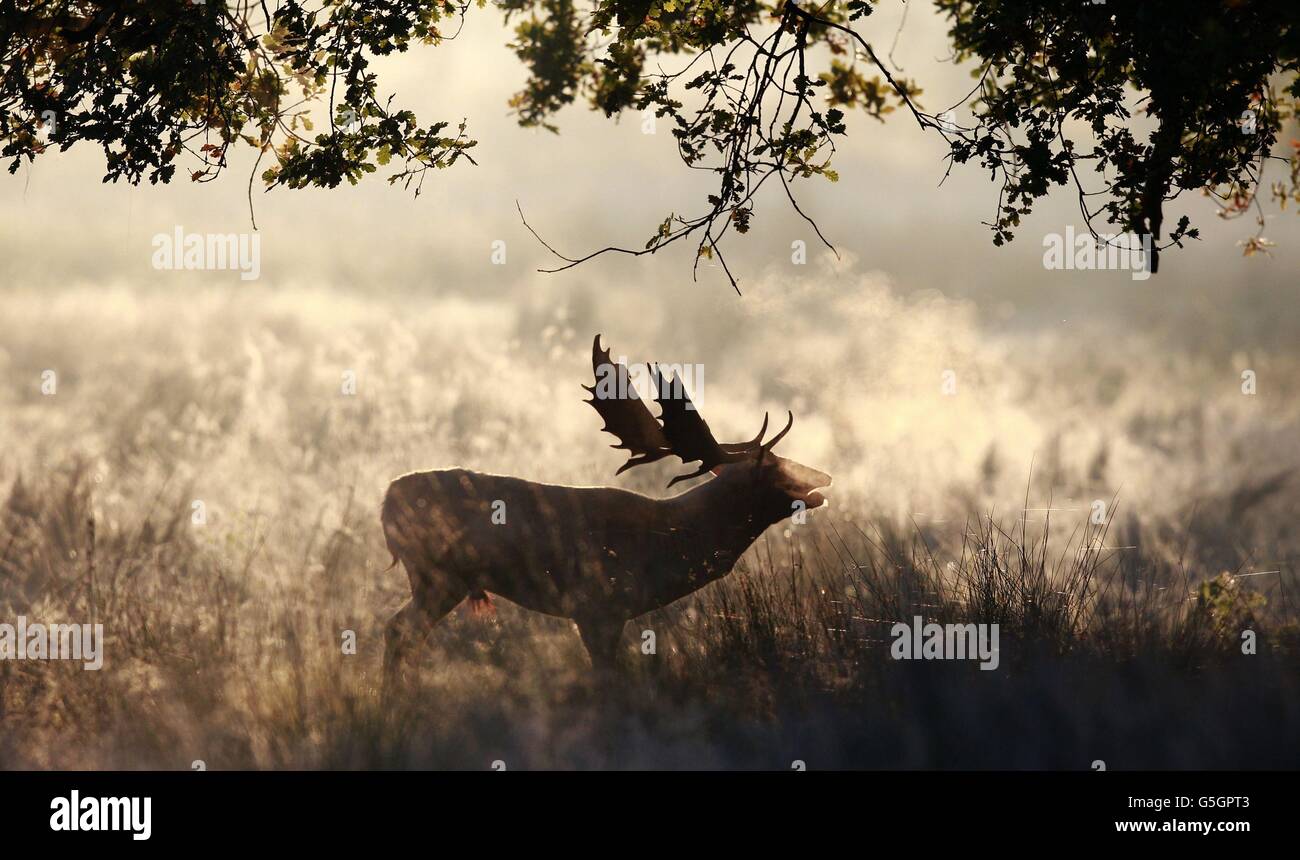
[1, 284, 1298, 769]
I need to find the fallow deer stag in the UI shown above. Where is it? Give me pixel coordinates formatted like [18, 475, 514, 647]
[380, 335, 831, 681]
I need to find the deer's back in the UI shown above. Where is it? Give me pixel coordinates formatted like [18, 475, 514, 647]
[382, 469, 674, 616]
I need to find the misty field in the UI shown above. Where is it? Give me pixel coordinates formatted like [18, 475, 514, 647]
[1, 280, 1298, 769]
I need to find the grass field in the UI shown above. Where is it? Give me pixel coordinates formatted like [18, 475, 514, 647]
[1, 282, 1297, 769]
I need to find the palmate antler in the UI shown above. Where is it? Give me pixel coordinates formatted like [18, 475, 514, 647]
[584, 335, 792, 486]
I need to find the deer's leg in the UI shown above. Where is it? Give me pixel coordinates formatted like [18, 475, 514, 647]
[383, 580, 467, 689]
[382, 599, 423, 687]
[575, 616, 628, 674]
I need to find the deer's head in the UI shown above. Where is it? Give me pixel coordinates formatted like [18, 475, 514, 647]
[740, 448, 833, 514]
[584, 335, 831, 522]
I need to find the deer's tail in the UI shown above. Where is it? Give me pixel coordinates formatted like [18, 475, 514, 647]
[380, 484, 406, 571]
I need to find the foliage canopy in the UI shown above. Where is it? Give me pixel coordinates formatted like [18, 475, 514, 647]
[3, 1, 1297, 286]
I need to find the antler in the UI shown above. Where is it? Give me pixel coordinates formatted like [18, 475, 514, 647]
[586, 335, 791, 486]
[584, 336, 672, 474]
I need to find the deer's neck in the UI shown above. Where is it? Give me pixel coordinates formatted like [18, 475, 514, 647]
[665, 475, 775, 574]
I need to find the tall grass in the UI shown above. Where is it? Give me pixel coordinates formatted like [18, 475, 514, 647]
[2, 458, 1295, 769]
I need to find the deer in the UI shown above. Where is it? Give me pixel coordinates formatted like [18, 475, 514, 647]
[380, 335, 831, 683]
